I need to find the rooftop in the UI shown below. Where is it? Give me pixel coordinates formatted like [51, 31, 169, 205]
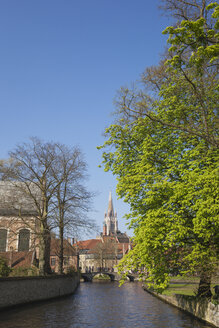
[50, 238, 77, 256]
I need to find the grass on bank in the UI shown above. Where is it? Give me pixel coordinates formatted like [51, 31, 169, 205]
[93, 274, 110, 280]
[163, 283, 196, 296]
[144, 276, 219, 297]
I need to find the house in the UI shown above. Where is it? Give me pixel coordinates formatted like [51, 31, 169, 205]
[76, 239, 102, 272]
[50, 238, 78, 273]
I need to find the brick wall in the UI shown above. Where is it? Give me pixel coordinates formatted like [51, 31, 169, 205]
[0, 274, 80, 309]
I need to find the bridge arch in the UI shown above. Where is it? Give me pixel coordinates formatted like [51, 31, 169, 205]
[81, 271, 135, 282]
[81, 272, 116, 282]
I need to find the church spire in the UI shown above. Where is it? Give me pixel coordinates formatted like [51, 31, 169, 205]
[107, 191, 114, 217]
[103, 192, 118, 236]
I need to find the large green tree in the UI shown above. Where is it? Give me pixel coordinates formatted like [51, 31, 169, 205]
[99, 2, 218, 296]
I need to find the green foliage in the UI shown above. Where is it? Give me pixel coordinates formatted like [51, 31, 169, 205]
[163, 4, 219, 68]
[0, 257, 11, 277]
[10, 266, 39, 277]
[66, 266, 77, 276]
[99, 2, 219, 293]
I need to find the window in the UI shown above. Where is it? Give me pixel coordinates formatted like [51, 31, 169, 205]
[0, 229, 7, 252]
[18, 229, 30, 251]
[64, 257, 69, 266]
[51, 257, 56, 266]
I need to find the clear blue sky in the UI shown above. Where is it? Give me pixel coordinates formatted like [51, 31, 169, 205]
[0, 0, 170, 239]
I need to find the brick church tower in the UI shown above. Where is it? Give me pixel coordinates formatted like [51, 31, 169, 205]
[103, 192, 118, 236]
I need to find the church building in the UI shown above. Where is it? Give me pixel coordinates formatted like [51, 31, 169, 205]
[0, 181, 78, 273]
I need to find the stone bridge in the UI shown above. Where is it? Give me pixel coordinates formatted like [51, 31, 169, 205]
[81, 271, 136, 282]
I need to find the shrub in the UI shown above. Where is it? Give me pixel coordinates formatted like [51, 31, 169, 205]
[10, 266, 39, 277]
[66, 266, 77, 276]
[0, 257, 11, 277]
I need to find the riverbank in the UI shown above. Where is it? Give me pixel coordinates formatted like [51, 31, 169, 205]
[0, 273, 80, 310]
[143, 285, 219, 327]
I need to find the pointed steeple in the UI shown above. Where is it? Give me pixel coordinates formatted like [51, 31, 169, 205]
[107, 191, 114, 218]
[103, 192, 118, 236]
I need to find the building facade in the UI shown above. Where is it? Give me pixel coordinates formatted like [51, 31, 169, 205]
[0, 182, 39, 254]
[50, 238, 78, 273]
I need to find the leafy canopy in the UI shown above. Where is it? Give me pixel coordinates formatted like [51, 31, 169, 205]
[99, 2, 219, 291]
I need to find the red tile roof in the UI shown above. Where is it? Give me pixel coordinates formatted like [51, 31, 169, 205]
[76, 239, 102, 250]
[50, 238, 76, 256]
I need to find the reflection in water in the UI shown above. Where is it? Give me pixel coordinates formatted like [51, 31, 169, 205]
[0, 282, 212, 328]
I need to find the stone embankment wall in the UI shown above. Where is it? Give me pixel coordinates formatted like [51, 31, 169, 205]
[143, 286, 219, 327]
[0, 274, 80, 310]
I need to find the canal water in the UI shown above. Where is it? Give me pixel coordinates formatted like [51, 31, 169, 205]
[0, 281, 212, 328]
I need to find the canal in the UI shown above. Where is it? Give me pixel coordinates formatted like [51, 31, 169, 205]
[0, 281, 212, 328]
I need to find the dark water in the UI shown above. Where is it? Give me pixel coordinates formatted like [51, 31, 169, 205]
[0, 282, 212, 328]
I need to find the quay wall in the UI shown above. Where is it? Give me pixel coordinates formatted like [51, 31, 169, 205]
[143, 286, 219, 327]
[0, 274, 80, 310]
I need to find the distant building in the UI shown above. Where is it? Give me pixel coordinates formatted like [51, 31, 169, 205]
[76, 239, 102, 272]
[77, 192, 131, 273]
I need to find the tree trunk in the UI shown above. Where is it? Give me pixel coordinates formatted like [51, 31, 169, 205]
[197, 271, 212, 298]
[44, 229, 51, 274]
[58, 225, 64, 274]
[39, 220, 51, 275]
[38, 186, 51, 275]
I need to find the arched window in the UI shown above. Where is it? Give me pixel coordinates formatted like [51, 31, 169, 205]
[0, 229, 7, 252]
[18, 229, 30, 251]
